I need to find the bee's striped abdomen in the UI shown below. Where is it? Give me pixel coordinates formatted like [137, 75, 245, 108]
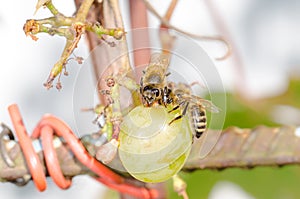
[190, 105, 207, 139]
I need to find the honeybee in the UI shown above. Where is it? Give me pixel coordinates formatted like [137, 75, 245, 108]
[140, 53, 172, 107]
[140, 53, 219, 140]
[167, 82, 220, 139]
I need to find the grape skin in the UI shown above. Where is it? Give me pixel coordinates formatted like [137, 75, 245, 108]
[119, 105, 192, 183]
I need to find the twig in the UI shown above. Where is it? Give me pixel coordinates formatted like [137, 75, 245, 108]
[163, 0, 178, 21]
[142, 0, 231, 60]
[25, 0, 125, 89]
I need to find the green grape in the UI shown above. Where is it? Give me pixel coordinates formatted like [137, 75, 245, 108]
[119, 105, 192, 183]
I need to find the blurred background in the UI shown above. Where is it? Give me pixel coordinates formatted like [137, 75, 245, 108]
[1, 0, 300, 198]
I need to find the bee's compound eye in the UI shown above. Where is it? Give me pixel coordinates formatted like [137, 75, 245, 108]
[153, 89, 160, 97]
[143, 85, 151, 92]
[119, 105, 193, 183]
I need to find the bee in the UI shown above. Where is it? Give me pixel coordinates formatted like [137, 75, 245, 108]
[140, 53, 172, 107]
[140, 53, 219, 140]
[167, 82, 219, 139]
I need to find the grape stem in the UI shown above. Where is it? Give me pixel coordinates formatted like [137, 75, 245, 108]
[24, 0, 125, 89]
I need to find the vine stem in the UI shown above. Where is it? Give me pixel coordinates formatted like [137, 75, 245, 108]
[75, 0, 94, 21]
[129, 0, 151, 69]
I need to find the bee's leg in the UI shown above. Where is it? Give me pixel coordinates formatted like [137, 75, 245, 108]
[168, 105, 180, 113]
[168, 102, 189, 125]
[168, 101, 186, 113]
[168, 115, 183, 125]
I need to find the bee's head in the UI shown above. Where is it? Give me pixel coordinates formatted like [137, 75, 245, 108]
[141, 85, 161, 106]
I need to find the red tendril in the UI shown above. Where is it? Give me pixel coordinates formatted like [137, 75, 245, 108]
[7, 104, 159, 199]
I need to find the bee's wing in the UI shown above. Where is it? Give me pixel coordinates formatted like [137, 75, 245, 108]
[149, 53, 170, 70]
[197, 98, 220, 113]
[182, 94, 220, 113]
